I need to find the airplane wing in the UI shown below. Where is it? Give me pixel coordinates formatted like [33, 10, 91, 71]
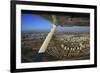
[39, 13, 90, 26]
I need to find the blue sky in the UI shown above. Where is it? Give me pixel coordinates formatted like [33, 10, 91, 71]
[21, 13, 90, 32]
[21, 13, 52, 32]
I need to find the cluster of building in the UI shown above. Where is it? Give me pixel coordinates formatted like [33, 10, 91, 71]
[21, 32, 90, 61]
[46, 32, 90, 60]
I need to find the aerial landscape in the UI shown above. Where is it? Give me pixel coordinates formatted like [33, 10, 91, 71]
[21, 11, 90, 63]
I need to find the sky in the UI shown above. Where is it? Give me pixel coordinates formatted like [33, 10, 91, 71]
[21, 13, 90, 32]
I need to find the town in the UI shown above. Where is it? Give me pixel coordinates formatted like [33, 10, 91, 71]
[21, 32, 90, 62]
